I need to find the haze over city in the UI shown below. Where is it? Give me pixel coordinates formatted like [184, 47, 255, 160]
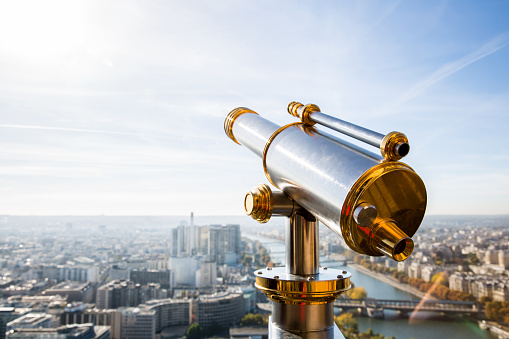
[1, 1, 508, 216]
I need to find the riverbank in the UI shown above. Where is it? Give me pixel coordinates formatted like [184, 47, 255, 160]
[347, 263, 432, 299]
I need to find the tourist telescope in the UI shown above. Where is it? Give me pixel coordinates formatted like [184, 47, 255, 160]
[224, 102, 427, 338]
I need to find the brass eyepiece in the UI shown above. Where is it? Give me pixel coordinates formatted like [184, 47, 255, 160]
[244, 184, 273, 223]
[224, 107, 258, 145]
[380, 132, 409, 161]
[370, 220, 414, 261]
[245, 184, 298, 223]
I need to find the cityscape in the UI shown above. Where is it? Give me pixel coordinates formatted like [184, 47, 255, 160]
[1, 214, 508, 339]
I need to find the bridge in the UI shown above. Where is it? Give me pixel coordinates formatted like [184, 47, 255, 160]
[334, 298, 482, 318]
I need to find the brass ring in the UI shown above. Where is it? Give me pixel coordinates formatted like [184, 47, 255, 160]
[302, 104, 320, 126]
[262, 122, 302, 187]
[224, 107, 258, 145]
[380, 131, 409, 161]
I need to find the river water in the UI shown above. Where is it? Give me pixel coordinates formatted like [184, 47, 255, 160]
[245, 233, 495, 339]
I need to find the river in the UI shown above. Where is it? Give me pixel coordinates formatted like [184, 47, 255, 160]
[245, 233, 496, 339]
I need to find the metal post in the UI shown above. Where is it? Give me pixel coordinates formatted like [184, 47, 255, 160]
[286, 210, 319, 276]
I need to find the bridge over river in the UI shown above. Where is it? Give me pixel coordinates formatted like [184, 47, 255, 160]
[334, 298, 482, 318]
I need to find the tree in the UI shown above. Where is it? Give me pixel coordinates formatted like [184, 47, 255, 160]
[346, 286, 367, 299]
[239, 313, 267, 326]
[186, 323, 203, 339]
[431, 272, 448, 286]
[242, 254, 253, 266]
[334, 312, 358, 331]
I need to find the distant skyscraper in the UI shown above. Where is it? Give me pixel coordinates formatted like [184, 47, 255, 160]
[207, 224, 241, 265]
[171, 225, 186, 257]
[169, 257, 201, 287]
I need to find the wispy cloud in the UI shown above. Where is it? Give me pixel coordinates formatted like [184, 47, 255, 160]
[0, 123, 219, 141]
[382, 32, 509, 114]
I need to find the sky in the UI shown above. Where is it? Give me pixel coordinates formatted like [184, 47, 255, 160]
[0, 0, 508, 216]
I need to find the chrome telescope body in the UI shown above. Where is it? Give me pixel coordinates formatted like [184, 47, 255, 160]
[225, 104, 427, 262]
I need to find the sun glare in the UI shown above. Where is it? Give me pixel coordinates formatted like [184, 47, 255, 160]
[0, 1, 89, 60]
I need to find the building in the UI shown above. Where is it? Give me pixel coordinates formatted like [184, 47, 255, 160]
[421, 266, 439, 282]
[43, 282, 94, 303]
[171, 226, 186, 257]
[499, 250, 509, 269]
[6, 323, 110, 339]
[208, 225, 241, 265]
[484, 250, 499, 266]
[118, 307, 155, 339]
[494, 283, 509, 302]
[169, 257, 201, 287]
[130, 270, 172, 290]
[0, 308, 31, 339]
[144, 299, 191, 332]
[96, 280, 166, 309]
[196, 291, 245, 329]
[196, 261, 216, 289]
[6, 313, 52, 331]
[407, 262, 421, 279]
[61, 309, 121, 339]
[108, 266, 130, 282]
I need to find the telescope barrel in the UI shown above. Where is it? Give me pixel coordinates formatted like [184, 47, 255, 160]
[288, 101, 410, 161]
[225, 107, 427, 261]
[309, 111, 384, 147]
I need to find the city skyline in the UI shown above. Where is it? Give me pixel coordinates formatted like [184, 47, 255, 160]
[0, 1, 508, 216]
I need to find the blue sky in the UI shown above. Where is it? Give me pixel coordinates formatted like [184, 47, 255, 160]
[0, 1, 508, 215]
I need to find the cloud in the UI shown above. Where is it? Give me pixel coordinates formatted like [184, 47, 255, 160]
[384, 32, 509, 113]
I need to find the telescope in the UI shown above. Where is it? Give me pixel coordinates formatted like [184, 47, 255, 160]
[224, 102, 426, 338]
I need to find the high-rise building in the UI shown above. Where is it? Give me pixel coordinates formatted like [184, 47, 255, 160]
[168, 257, 201, 287]
[208, 226, 226, 264]
[171, 226, 186, 257]
[207, 225, 241, 265]
[186, 225, 199, 256]
[196, 261, 216, 289]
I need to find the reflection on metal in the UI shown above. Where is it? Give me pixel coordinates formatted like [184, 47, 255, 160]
[226, 106, 426, 261]
[288, 101, 409, 161]
[245, 184, 297, 223]
[225, 101, 427, 338]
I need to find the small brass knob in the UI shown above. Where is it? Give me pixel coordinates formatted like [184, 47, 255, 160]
[244, 184, 273, 223]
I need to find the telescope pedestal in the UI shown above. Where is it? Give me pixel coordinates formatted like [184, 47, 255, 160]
[255, 212, 351, 339]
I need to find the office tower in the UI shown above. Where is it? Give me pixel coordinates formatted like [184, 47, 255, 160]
[207, 225, 241, 265]
[171, 226, 186, 257]
[208, 226, 225, 264]
[185, 225, 199, 256]
[196, 261, 216, 289]
[168, 257, 201, 287]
